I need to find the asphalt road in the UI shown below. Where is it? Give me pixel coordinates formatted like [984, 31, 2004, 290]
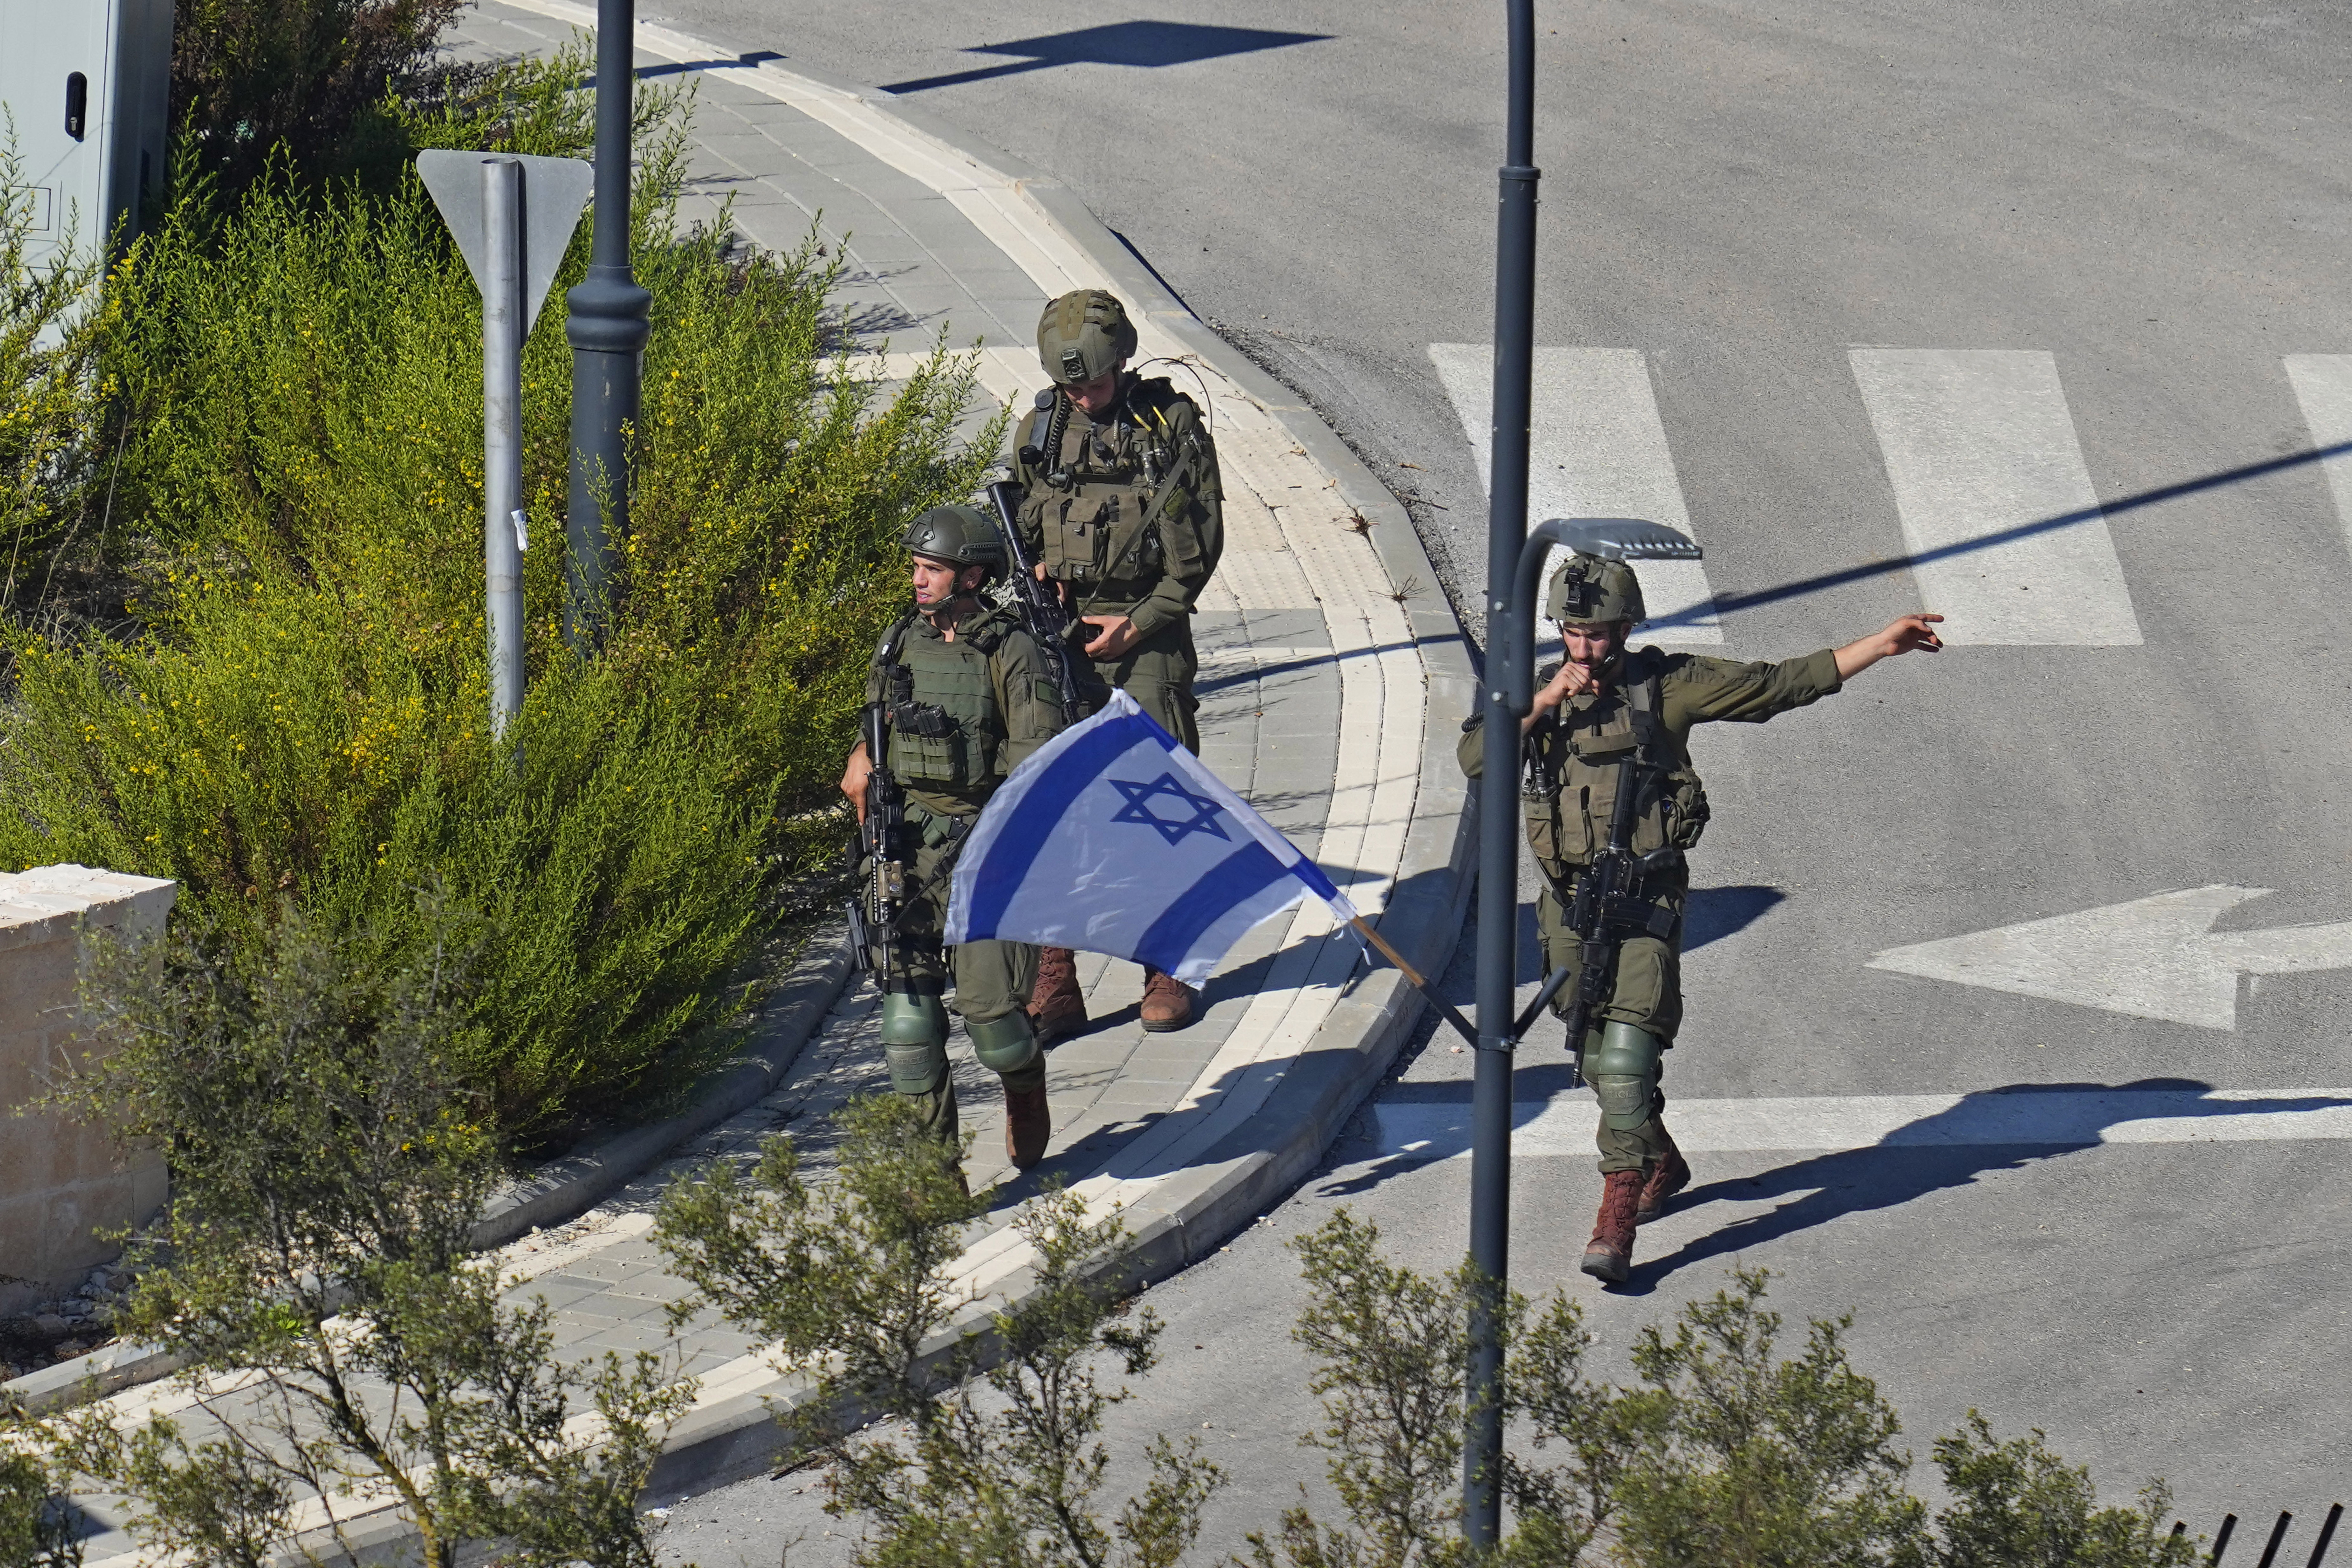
[633, 0, 2352, 1556]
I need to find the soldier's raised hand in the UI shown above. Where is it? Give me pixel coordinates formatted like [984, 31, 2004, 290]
[1833, 613, 1945, 680]
[1521, 658, 1601, 734]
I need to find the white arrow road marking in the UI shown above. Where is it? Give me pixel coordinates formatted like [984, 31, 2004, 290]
[2283, 354, 2352, 560]
[1372, 1085, 2352, 1159]
[1850, 348, 2143, 646]
[1865, 886, 2352, 1029]
[1429, 344, 1724, 643]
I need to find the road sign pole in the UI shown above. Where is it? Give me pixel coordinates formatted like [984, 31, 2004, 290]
[482, 156, 526, 744]
[1464, 0, 1540, 1548]
[563, 0, 653, 653]
[418, 147, 593, 751]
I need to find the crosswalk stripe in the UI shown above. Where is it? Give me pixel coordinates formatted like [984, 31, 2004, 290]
[1371, 1085, 2352, 1159]
[2282, 355, 2352, 558]
[1850, 348, 2142, 646]
[1429, 345, 1724, 643]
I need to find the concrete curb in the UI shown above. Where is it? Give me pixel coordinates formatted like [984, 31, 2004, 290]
[2, 928, 854, 1417]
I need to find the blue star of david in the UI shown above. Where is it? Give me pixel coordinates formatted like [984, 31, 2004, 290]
[1108, 773, 1232, 847]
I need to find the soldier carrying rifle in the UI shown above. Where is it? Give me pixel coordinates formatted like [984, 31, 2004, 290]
[840, 507, 1070, 1174]
[1459, 554, 1942, 1283]
[1009, 289, 1226, 1040]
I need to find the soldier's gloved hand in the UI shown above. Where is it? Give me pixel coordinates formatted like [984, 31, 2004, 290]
[1081, 615, 1141, 660]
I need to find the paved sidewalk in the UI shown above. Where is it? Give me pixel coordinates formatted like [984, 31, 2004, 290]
[58, 4, 1475, 1558]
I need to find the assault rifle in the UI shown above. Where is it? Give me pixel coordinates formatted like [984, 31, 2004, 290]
[984, 475, 1090, 725]
[845, 632, 908, 977]
[1555, 754, 1680, 1089]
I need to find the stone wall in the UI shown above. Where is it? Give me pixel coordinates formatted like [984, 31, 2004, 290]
[0, 865, 177, 1316]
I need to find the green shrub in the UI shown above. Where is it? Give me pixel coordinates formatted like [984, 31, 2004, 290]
[0, 1410, 81, 1568]
[1, 128, 118, 628]
[44, 897, 691, 1568]
[1608, 1268, 1926, 1568]
[654, 1094, 1225, 1567]
[169, 0, 464, 192]
[0, 56, 1002, 1136]
[1930, 1414, 2194, 1568]
[1254, 1221, 2198, 1568]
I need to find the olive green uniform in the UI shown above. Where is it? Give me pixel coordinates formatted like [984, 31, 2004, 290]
[1459, 645, 1844, 1173]
[867, 599, 1068, 1141]
[1011, 374, 1223, 749]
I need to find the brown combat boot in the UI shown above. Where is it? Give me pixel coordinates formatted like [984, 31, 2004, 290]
[1139, 968, 1197, 1033]
[1636, 1131, 1690, 1226]
[1028, 946, 1089, 1046]
[1004, 1079, 1052, 1170]
[1580, 1169, 1645, 1284]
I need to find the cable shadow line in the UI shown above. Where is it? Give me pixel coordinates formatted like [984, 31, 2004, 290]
[1194, 635, 1467, 695]
[1644, 439, 2352, 630]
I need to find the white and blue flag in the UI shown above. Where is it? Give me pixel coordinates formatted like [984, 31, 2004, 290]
[943, 690, 1358, 985]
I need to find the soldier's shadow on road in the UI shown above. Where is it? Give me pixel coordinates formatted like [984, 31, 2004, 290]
[1616, 1078, 2352, 1295]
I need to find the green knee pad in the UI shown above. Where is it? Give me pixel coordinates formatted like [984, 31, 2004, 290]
[880, 989, 949, 1046]
[1588, 1021, 1663, 1133]
[884, 1041, 949, 1097]
[881, 990, 950, 1097]
[965, 1011, 1040, 1076]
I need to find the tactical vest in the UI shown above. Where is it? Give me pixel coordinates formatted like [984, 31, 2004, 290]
[1521, 649, 1710, 877]
[1016, 377, 1209, 608]
[872, 607, 1018, 803]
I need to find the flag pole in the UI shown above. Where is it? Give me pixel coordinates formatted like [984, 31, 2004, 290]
[1349, 915, 1479, 1047]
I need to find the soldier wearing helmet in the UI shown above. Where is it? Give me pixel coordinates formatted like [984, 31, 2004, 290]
[839, 504, 1072, 1172]
[1460, 554, 1943, 1283]
[1012, 288, 1227, 1038]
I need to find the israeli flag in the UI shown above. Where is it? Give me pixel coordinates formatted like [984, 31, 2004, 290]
[944, 690, 1358, 985]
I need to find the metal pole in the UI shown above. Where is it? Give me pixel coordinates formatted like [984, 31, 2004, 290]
[482, 157, 526, 742]
[1463, 0, 1539, 1548]
[563, 0, 651, 652]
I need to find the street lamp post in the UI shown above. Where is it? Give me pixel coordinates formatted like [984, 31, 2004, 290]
[1462, 0, 1540, 1548]
[563, 0, 652, 652]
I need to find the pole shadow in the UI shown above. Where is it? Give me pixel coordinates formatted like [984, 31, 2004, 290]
[882, 22, 1333, 95]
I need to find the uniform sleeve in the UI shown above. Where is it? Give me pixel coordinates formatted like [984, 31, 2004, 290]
[993, 630, 1069, 771]
[1126, 395, 1224, 641]
[1457, 715, 1489, 777]
[1662, 648, 1843, 727]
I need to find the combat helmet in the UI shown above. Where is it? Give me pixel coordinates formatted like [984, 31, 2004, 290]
[1036, 289, 1137, 386]
[903, 505, 1007, 580]
[1546, 552, 1645, 625]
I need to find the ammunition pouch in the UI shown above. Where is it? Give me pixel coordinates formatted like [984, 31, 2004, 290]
[891, 701, 957, 739]
[1522, 653, 1711, 866]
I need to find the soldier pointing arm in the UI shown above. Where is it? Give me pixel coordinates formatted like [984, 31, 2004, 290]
[1012, 289, 1227, 1039]
[1459, 553, 1942, 1284]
